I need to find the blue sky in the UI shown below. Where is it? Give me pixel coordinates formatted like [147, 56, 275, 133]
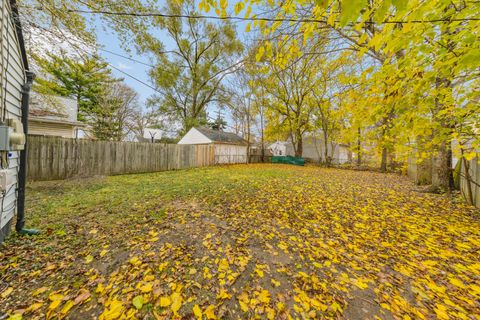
[93, 4, 250, 114]
[95, 26, 163, 107]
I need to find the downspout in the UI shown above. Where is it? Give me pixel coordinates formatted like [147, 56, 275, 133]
[16, 70, 39, 235]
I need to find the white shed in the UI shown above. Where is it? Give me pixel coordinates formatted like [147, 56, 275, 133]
[178, 127, 248, 164]
[268, 141, 288, 156]
[0, 0, 33, 242]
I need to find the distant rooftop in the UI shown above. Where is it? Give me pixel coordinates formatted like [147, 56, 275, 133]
[29, 108, 67, 118]
[30, 92, 79, 122]
[195, 127, 247, 145]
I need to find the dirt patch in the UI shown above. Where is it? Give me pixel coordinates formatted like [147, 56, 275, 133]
[344, 287, 395, 320]
[2, 165, 479, 319]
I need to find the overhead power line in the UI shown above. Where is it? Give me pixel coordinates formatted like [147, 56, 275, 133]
[107, 62, 239, 132]
[16, 12, 241, 133]
[97, 47, 155, 68]
[108, 63, 159, 92]
[67, 8, 480, 24]
[97, 47, 184, 68]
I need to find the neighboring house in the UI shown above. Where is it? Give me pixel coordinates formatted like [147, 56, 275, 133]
[268, 141, 288, 156]
[178, 127, 248, 164]
[0, 0, 33, 242]
[28, 93, 85, 138]
[284, 136, 350, 164]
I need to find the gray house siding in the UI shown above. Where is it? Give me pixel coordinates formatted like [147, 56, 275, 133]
[0, 0, 27, 241]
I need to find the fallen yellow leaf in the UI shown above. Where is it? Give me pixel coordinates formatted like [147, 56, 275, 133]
[139, 282, 153, 293]
[170, 292, 183, 313]
[258, 289, 270, 304]
[1, 287, 13, 299]
[159, 296, 171, 307]
[60, 300, 75, 314]
[99, 299, 124, 320]
[204, 305, 216, 319]
[32, 287, 48, 297]
[192, 304, 202, 319]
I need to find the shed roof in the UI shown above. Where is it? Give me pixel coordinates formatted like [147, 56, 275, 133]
[195, 127, 247, 145]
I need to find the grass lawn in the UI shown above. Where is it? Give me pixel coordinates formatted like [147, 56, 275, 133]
[1, 164, 479, 319]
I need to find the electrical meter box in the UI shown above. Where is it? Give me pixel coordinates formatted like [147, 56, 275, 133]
[0, 120, 26, 151]
[7, 119, 26, 150]
[0, 125, 12, 151]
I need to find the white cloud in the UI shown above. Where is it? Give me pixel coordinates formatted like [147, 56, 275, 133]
[117, 62, 132, 70]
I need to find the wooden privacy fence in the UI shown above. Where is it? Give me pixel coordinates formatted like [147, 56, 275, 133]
[248, 147, 273, 164]
[460, 155, 480, 208]
[407, 153, 480, 208]
[27, 136, 215, 181]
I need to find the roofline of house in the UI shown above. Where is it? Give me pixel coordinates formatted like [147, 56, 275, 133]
[29, 116, 87, 127]
[210, 141, 248, 146]
[193, 127, 249, 146]
[181, 141, 248, 146]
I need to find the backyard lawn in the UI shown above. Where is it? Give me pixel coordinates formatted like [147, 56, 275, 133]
[1, 164, 479, 320]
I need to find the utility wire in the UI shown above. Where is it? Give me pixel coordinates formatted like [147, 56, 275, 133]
[97, 48, 188, 73]
[66, 8, 480, 24]
[18, 18, 239, 131]
[21, 21, 177, 70]
[97, 47, 155, 68]
[97, 47, 186, 68]
[17, 10, 263, 135]
[107, 63, 239, 132]
[108, 63, 159, 92]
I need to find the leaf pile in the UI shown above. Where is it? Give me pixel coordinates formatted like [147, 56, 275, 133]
[0, 165, 479, 319]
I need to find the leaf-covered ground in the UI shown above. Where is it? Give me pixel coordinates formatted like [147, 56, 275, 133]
[1, 164, 479, 320]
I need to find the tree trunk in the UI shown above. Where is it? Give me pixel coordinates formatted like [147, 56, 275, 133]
[296, 134, 303, 158]
[430, 75, 454, 193]
[260, 109, 265, 162]
[323, 131, 330, 167]
[356, 127, 362, 166]
[246, 112, 251, 164]
[430, 14, 456, 193]
[380, 147, 388, 172]
[431, 141, 451, 192]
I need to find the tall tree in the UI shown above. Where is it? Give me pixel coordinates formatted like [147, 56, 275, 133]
[256, 35, 329, 157]
[208, 112, 228, 131]
[310, 56, 346, 166]
[90, 83, 140, 141]
[227, 67, 258, 157]
[138, 0, 243, 134]
[18, 0, 95, 49]
[33, 53, 116, 122]
[228, 0, 480, 192]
